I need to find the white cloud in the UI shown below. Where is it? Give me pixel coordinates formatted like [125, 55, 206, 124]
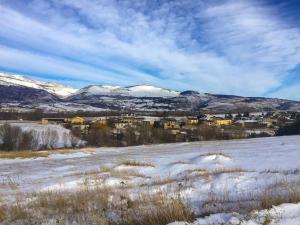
[271, 84, 300, 101]
[0, 0, 300, 98]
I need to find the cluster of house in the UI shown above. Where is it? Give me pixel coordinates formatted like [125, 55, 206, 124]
[40, 111, 299, 137]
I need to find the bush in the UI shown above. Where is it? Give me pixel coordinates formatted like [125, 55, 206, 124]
[276, 119, 300, 136]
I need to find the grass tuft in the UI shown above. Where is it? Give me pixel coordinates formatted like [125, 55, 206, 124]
[121, 160, 154, 167]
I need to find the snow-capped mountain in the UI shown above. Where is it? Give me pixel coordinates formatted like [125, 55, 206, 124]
[1, 72, 300, 112]
[0, 73, 77, 98]
[69, 85, 300, 112]
[74, 85, 180, 98]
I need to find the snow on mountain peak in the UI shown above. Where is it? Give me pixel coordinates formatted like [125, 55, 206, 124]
[126, 85, 179, 97]
[76, 84, 180, 97]
[0, 72, 77, 98]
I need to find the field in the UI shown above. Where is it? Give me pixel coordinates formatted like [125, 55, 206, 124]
[1, 135, 300, 224]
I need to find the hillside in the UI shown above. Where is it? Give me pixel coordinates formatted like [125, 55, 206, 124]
[1, 72, 300, 113]
[0, 72, 77, 98]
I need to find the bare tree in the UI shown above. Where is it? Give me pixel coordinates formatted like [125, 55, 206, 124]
[47, 129, 59, 149]
[0, 124, 22, 151]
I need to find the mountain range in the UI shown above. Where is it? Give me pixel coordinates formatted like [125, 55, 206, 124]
[1, 72, 300, 113]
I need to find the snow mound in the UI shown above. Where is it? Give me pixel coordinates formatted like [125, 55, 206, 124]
[201, 154, 231, 162]
[191, 153, 232, 165]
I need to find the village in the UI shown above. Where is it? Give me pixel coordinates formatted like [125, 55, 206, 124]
[38, 111, 299, 146]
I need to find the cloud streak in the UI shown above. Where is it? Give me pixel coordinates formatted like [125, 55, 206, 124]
[0, 0, 300, 98]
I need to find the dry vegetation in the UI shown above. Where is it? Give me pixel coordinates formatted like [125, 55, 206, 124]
[209, 167, 248, 175]
[1, 175, 300, 225]
[0, 187, 194, 225]
[201, 178, 300, 217]
[144, 176, 176, 186]
[0, 150, 51, 159]
[120, 160, 155, 167]
[261, 180, 300, 209]
[0, 148, 95, 159]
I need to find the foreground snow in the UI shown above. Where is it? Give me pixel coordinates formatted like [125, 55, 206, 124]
[168, 203, 300, 225]
[1, 135, 300, 224]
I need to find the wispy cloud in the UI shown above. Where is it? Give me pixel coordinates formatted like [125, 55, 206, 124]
[0, 0, 300, 98]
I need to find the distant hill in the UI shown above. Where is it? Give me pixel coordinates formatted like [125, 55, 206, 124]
[1, 72, 300, 113]
[0, 72, 77, 98]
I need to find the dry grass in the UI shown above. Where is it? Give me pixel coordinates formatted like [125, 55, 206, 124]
[262, 168, 300, 175]
[0, 186, 194, 225]
[120, 191, 195, 225]
[184, 168, 210, 181]
[0, 150, 50, 159]
[200, 178, 300, 216]
[99, 166, 113, 173]
[0, 148, 95, 159]
[146, 176, 176, 186]
[201, 152, 231, 158]
[110, 169, 146, 179]
[169, 160, 191, 166]
[209, 167, 248, 175]
[65, 166, 147, 187]
[120, 160, 154, 167]
[261, 180, 300, 209]
[0, 196, 6, 222]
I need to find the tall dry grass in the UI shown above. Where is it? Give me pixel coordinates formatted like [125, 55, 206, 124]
[0, 185, 194, 225]
[1, 171, 300, 225]
[261, 180, 300, 209]
[120, 160, 154, 167]
[0, 148, 95, 159]
[200, 178, 300, 216]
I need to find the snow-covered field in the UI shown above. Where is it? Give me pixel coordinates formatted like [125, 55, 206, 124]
[1, 135, 300, 224]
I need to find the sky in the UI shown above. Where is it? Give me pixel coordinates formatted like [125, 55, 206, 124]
[0, 0, 300, 100]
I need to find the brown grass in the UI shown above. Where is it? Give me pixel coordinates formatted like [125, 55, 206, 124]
[209, 167, 248, 175]
[262, 168, 300, 175]
[0, 196, 6, 222]
[200, 178, 300, 216]
[169, 160, 191, 166]
[0, 148, 95, 159]
[0, 150, 50, 159]
[145, 176, 176, 186]
[111, 169, 146, 179]
[120, 160, 154, 167]
[183, 168, 210, 181]
[202, 152, 231, 158]
[120, 191, 195, 225]
[261, 180, 300, 209]
[1, 186, 194, 225]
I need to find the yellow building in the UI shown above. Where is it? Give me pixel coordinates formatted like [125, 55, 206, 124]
[162, 120, 181, 129]
[41, 118, 65, 125]
[64, 117, 85, 124]
[41, 118, 49, 125]
[215, 119, 232, 126]
[187, 117, 198, 125]
[94, 119, 107, 126]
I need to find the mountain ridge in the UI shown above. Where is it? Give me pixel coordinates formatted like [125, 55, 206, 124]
[0, 73, 77, 98]
[1, 72, 300, 113]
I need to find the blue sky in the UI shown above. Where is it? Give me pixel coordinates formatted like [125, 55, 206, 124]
[0, 0, 300, 100]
